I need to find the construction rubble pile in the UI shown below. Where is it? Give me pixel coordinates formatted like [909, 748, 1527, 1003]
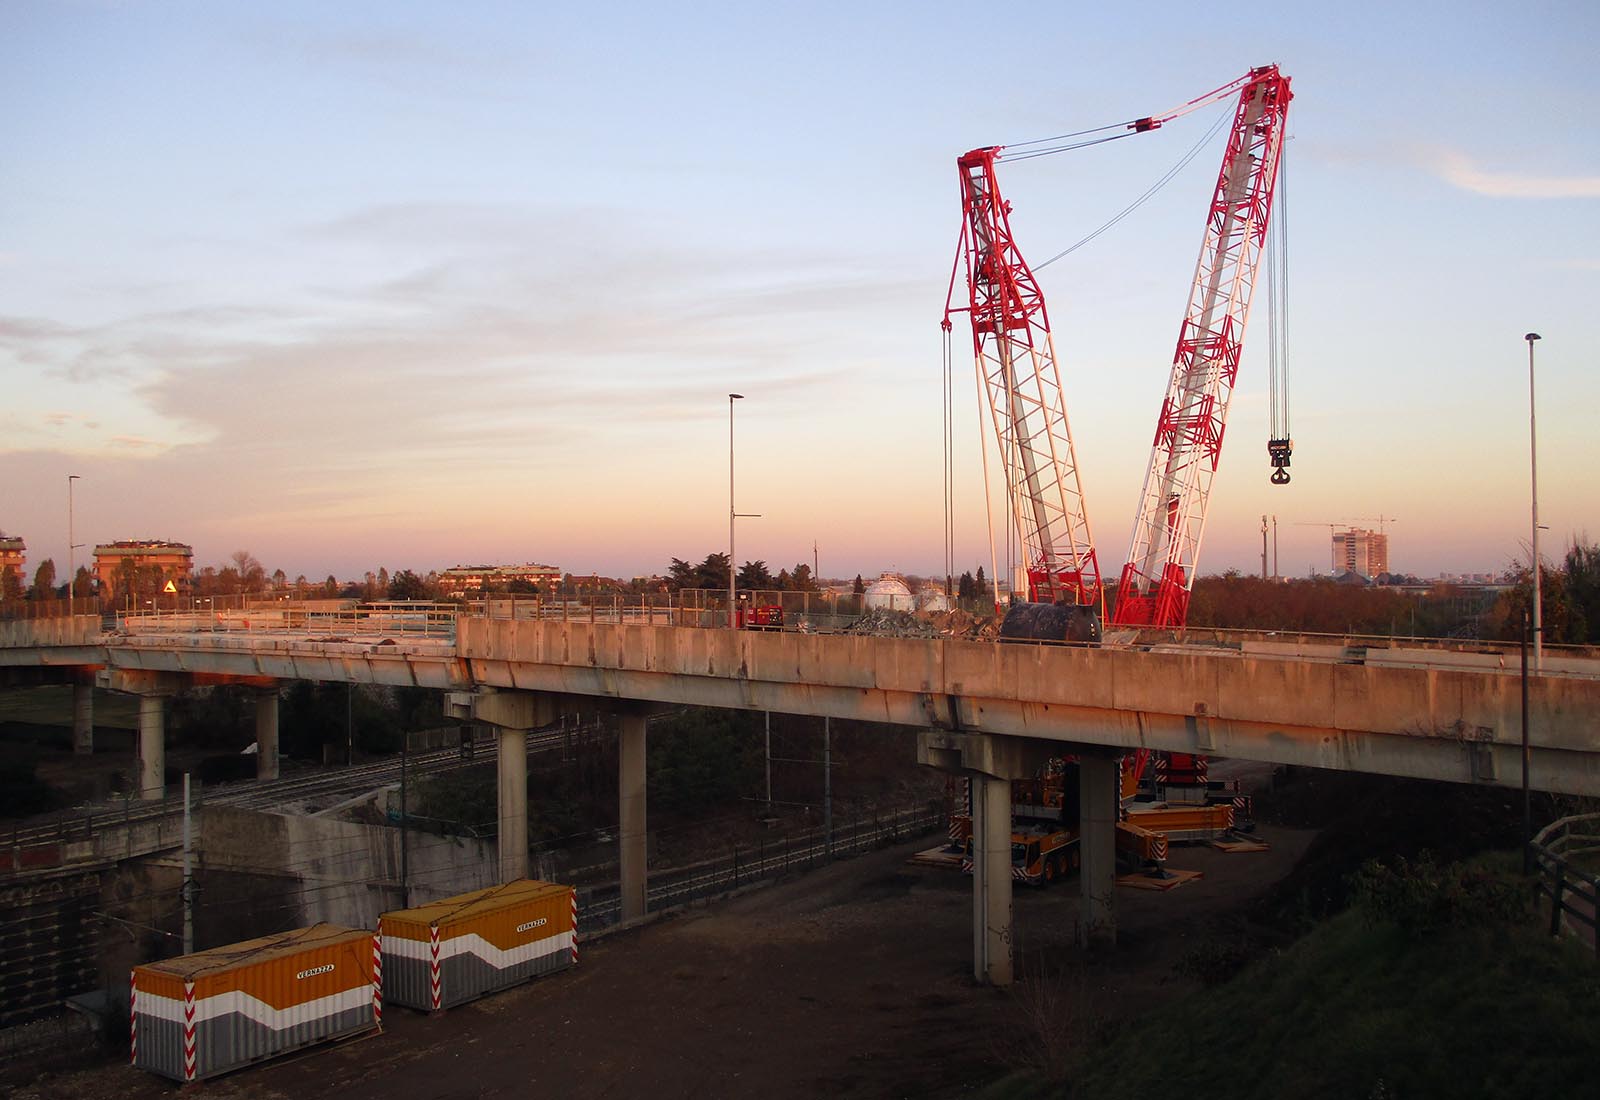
[843, 607, 1000, 641]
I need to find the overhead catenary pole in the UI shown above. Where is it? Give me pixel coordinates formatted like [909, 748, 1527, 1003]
[823, 716, 832, 858]
[182, 771, 193, 954]
[1525, 333, 1543, 674]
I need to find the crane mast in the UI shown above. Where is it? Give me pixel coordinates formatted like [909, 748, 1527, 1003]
[949, 147, 1100, 610]
[1112, 65, 1292, 628]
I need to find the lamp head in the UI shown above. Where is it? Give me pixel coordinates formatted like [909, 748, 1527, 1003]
[729, 392, 744, 401]
[1525, 333, 1541, 343]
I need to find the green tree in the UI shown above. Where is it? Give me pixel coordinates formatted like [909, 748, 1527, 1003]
[1561, 540, 1600, 644]
[788, 564, 819, 592]
[389, 569, 428, 600]
[115, 557, 138, 604]
[853, 574, 865, 596]
[958, 571, 975, 601]
[975, 566, 989, 598]
[737, 560, 774, 589]
[30, 558, 56, 600]
[694, 553, 731, 590]
[230, 550, 265, 591]
[1, 564, 23, 602]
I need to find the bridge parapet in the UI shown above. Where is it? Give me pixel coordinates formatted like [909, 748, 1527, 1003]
[0, 616, 102, 649]
[456, 617, 1600, 796]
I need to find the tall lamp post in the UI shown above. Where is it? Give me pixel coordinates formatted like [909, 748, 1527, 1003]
[729, 393, 744, 628]
[67, 474, 81, 615]
[1525, 333, 1542, 674]
[727, 393, 762, 629]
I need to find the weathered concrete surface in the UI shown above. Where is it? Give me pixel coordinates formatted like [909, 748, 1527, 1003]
[1078, 752, 1118, 946]
[970, 773, 1012, 985]
[201, 804, 496, 928]
[456, 619, 1600, 796]
[618, 712, 647, 921]
[5, 617, 1599, 794]
[254, 688, 279, 781]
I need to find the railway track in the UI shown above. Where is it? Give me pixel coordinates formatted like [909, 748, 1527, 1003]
[4, 724, 598, 868]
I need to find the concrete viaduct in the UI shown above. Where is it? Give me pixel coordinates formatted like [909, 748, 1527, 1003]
[4, 612, 1598, 986]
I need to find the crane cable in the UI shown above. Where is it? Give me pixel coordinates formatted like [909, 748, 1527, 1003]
[941, 326, 955, 601]
[1267, 139, 1292, 483]
[1034, 105, 1232, 270]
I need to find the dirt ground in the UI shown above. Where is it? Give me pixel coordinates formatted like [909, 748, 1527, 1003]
[11, 825, 1313, 1100]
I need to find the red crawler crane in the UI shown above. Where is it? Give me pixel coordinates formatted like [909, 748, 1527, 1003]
[943, 65, 1291, 641]
[1112, 65, 1293, 628]
[944, 148, 1101, 637]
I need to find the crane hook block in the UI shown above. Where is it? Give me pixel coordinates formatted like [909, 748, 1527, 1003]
[1267, 437, 1293, 485]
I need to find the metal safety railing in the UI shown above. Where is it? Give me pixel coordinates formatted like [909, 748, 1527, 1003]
[115, 598, 460, 640]
[1529, 813, 1600, 956]
[472, 589, 936, 631]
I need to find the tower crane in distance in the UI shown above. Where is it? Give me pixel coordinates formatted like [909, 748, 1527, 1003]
[1112, 65, 1294, 630]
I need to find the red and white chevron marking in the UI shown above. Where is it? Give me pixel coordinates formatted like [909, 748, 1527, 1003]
[182, 980, 197, 1082]
[569, 890, 579, 965]
[371, 920, 384, 1028]
[428, 925, 442, 1011]
[1152, 834, 1169, 861]
[128, 970, 137, 1066]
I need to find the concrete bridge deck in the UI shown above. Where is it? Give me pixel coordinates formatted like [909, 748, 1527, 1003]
[4, 613, 1597, 795]
[5, 611, 1599, 986]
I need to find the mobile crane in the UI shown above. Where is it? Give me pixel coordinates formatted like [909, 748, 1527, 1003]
[944, 65, 1292, 639]
[941, 67, 1293, 866]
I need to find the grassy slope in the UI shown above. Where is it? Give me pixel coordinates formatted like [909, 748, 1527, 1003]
[995, 897, 1600, 1100]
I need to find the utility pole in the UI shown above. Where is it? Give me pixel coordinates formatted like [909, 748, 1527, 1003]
[400, 729, 410, 906]
[1272, 515, 1279, 581]
[1260, 514, 1269, 579]
[764, 711, 772, 811]
[1521, 609, 1532, 875]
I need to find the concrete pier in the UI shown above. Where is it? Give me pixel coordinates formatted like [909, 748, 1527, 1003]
[497, 726, 529, 882]
[137, 695, 164, 800]
[970, 773, 1014, 985]
[1078, 753, 1118, 946]
[254, 688, 279, 781]
[444, 689, 562, 885]
[72, 681, 93, 755]
[618, 712, 648, 921]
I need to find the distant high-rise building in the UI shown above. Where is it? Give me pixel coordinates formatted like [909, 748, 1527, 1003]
[1332, 528, 1388, 577]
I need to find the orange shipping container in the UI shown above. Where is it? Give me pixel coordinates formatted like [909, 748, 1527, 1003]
[380, 879, 576, 1011]
[130, 923, 380, 1082]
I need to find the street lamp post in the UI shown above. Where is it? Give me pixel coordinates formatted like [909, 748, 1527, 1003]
[1525, 333, 1542, 674]
[67, 474, 81, 615]
[729, 393, 743, 627]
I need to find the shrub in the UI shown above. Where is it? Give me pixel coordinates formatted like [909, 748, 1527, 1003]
[1350, 853, 1529, 934]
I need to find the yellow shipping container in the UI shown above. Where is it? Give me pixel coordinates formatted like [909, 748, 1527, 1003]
[380, 879, 576, 1011]
[131, 923, 380, 1082]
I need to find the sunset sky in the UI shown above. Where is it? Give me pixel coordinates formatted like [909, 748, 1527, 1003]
[3, 1, 1595, 584]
